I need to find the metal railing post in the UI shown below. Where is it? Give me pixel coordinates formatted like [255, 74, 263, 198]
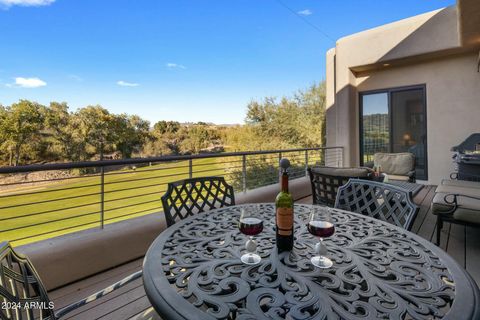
[278, 152, 283, 179]
[189, 159, 193, 179]
[242, 155, 247, 193]
[100, 166, 105, 229]
[305, 150, 309, 176]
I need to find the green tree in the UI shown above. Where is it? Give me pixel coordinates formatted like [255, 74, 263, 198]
[74, 105, 116, 159]
[141, 138, 171, 157]
[0, 100, 45, 166]
[153, 120, 180, 135]
[239, 82, 326, 150]
[294, 82, 327, 147]
[112, 114, 151, 158]
[44, 102, 87, 161]
[178, 125, 208, 154]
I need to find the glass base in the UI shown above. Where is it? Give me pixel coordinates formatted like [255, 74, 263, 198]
[241, 253, 261, 265]
[311, 255, 333, 268]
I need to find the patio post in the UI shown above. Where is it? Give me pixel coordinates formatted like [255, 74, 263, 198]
[305, 150, 309, 176]
[242, 155, 247, 193]
[189, 159, 193, 179]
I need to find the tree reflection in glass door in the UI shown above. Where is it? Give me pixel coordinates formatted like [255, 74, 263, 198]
[361, 93, 389, 164]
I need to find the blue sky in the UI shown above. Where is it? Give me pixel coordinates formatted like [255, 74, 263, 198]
[0, 0, 454, 124]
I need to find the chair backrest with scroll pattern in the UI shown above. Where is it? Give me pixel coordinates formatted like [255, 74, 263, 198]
[0, 241, 55, 320]
[161, 176, 235, 227]
[335, 179, 419, 230]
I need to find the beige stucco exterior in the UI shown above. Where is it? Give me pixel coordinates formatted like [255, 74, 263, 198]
[326, 1, 480, 184]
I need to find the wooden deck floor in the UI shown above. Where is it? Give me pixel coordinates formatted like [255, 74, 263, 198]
[50, 185, 480, 319]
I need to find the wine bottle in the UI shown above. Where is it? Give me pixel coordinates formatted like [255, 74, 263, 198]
[275, 158, 294, 252]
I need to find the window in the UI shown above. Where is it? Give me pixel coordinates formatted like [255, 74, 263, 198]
[360, 85, 427, 180]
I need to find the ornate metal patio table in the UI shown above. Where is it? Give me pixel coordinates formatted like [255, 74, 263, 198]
[143, 204, 480, 320]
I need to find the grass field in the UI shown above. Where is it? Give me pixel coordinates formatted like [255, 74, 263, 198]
[0, 150, 320, 247]
[0, 157, 228, 246]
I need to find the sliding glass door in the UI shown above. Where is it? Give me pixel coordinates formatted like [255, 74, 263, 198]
[360, 86, 427, 180]
[361, 93, 389, 164]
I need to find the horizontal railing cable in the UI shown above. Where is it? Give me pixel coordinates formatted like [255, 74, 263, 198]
[0, 192, 100, 210]
[0, 147, 343, 245]
[0, 201, 102, 222]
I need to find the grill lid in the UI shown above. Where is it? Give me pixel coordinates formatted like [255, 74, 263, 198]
[451, 133, 480, 153]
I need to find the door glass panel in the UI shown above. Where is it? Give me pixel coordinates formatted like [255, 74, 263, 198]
[391, 89, 427, 180]
[361, 93, 389, 164]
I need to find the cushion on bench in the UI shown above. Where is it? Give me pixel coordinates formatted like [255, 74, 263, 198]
[310, 166, 372, 178]
[441, 179, 480, 189]
[435, 184, 480, 198]
[374, 153, 415, 176]
[387, 174, 410, 182]
[431, 192, 480, 224]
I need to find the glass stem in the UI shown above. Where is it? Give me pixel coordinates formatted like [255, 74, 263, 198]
[249, 236, 254, 254]
[319, 238, 323, 257]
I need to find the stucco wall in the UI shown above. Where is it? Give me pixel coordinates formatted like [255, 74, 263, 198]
[356, 53, 480, 184]
[326, 2, 480, 185]
[336, 6, 460, 69]
[326, 6, 462, 168]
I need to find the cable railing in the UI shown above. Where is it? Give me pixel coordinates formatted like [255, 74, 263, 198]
[0, 147, 343, 245]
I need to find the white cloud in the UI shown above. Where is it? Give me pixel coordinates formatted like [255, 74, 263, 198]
[9, 77, 47, 88]
[0, 0, 55, 8]
[297, 9, 312, 16]
[117, 80, 139, 87]
[166, 63, 186, 70]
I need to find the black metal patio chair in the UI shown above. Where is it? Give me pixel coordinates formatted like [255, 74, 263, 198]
[308, 166, 372, 206]
[0, 241, 142, 320]
[161, 176, 235, 227]
[335, 179, 419, 230]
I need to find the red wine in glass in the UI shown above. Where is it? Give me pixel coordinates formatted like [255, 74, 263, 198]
[309, 206, 334, 268]
[308, 221, 335, 238]
[239, 206, 263, 265]
[239, 217, 264, 236]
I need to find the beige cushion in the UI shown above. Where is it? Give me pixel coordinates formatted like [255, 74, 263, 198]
[431, 192, 480, 224]
[441, 179, 480, 189]
[387, 174, 410, 182]
[435, 184, 480, 198]
[374, 153, 415, 176]
[310, 166, 372, 178]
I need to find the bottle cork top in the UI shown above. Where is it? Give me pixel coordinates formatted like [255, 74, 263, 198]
[280, 158, 290, 173]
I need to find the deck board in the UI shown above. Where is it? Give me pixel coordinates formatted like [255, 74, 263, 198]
[68, 283, 147, 320]
[49, 184, 479, 319]
[98, 296, 153, 320]
[51, 259, 143, 308]
[466, 226, 480, 285]
[413, 186, 437, 240]
[410, 185, 433, 234]
[446, 223, 466, 268]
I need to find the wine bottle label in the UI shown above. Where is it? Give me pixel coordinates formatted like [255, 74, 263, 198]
[276, 207, 293, 236]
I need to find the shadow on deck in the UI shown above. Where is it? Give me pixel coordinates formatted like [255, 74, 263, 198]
[50, 185, 480, 319]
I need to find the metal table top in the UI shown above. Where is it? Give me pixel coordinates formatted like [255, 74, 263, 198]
[143, 203, 480, 320]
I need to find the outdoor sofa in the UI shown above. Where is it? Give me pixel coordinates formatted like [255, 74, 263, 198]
[431, 178, 480, 244]
[366, 152, 416, 182]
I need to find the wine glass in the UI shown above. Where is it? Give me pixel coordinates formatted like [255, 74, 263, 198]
[308, 206, 334, 268]
[238, 205, 263, 265]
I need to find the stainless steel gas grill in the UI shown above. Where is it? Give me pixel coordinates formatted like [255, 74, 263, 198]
[451, 133, 480, 181]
